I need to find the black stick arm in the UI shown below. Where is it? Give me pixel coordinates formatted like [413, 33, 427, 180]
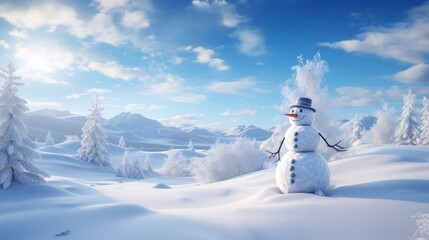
[266, 137, 285, 162]
[318, 132, 347, 152]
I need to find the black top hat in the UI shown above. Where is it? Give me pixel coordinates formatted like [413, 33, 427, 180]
[289, 97, 316, 112]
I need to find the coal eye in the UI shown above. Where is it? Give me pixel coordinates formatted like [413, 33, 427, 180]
[299, 109, 303, 113]
[291, 109, 295, 113]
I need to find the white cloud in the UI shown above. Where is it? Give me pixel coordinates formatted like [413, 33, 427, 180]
[393, 63, 429, 83]
[172, 56, 184, 65]
[81, 12, 125, 46]
[191, 0, 265, 56]
[121, 10, 150, 30]
[221, 109, 256, 116]
[207, 77, 257, 94]
[26, 100, 63, 109]
[232, 29, 266, 56]
[0, 0, 152, 47]
[151, 74, 184, 94]
[192, 0, 246, 28]
[193, 46, 229, 71]
[160, 113, 205, 127]
[82, 60, 145, 81]
[0, 40, 9, 49]
[332, 85, 428, 108]
[0, 1, 82, 30]
[170, 94, 207, 103]
[320, 1, 429, 64]
[149, 74, 207, 103]
[192, 0, 211, 9]
[94, 0, 129, 11]
[66, 88, 112, 99]
[9, 29, 28, 39]
[16, 69, 69, 85]
[124, 103, 164, 112]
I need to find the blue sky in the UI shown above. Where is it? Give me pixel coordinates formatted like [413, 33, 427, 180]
[0, 0, 428, 130]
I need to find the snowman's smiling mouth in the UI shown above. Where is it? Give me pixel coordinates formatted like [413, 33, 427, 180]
[292, 115, 305, 122]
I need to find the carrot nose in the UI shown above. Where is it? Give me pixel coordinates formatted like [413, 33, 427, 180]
[285, 113, 298, 118]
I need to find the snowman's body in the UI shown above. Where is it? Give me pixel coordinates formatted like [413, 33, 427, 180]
[275, 103, 330, 194]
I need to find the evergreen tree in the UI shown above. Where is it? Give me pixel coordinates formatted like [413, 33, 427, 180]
[118, 151, 133, 178]
[77, 95, 112, 167]
[395, 89, 420, 145]
[118, 135, 126, 148]
[0, 62, 49, 189]
[188, 139, 195, 151]
[45, 131, 55, 146]
[419, 96, 429, 145]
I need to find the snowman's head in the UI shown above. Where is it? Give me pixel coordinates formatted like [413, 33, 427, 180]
[285, 107, 315, 126]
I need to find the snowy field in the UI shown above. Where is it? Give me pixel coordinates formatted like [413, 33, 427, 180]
[0, 143, 428, 240]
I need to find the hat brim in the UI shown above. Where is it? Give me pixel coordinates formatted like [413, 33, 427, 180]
[289, 104, 316, 112]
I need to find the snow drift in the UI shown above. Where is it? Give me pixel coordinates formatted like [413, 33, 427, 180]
[0, 144, 428, 240]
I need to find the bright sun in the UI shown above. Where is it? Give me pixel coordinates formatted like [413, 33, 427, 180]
[15, 43, 74, 73]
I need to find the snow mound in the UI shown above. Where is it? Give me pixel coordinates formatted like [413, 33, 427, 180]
[153, 183, 171, 189]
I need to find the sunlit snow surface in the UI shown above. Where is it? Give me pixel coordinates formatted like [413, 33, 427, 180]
[1, 142, 428, 240]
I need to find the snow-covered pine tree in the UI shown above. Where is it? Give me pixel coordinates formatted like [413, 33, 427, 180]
[395, 89, 420, 145]
[118, 135, 126, 148]
[118, 151, 132, 178]
[77, 95, 112, 168]
[418, 96, 429, 145]
[188, 139, 195, 151]
[0, 62, 49, 189]
[45, 131, 55, 146]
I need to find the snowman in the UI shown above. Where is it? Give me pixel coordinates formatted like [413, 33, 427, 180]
[268, 97, 345, 195]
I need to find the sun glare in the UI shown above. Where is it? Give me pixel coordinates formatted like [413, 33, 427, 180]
[14, 43, 74, 73]
[25, 49, 52, 72]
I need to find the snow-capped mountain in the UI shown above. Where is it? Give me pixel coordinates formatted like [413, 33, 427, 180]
[225, 124, 272, 141]
[26, 109, 272, 150]
[109, 112, 164, 131]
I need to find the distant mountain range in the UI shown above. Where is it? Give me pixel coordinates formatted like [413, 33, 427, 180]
[225, 125, 273, 141]
[26, 109, 273, 151]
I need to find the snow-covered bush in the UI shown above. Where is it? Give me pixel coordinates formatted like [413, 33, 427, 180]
[195, 138, 266, 183]
[0, 62, 49, 189]
[363, 103, 396, 144]
[64, 135, 80, 142]
[161, 150, 193, 177]
[117, 151, 156, 179]
[412, 213, 429, 240]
